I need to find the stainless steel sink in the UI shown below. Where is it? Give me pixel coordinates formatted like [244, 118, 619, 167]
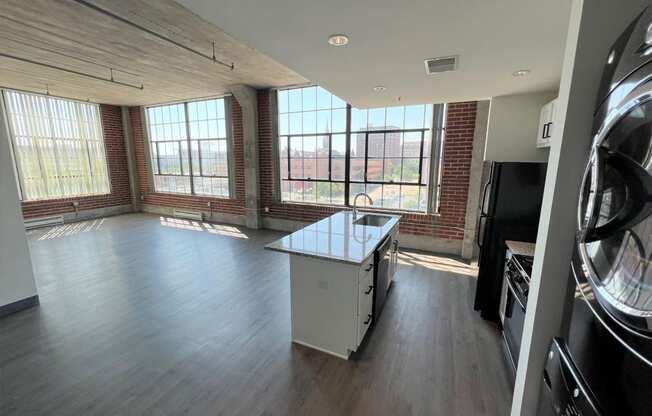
[353, 214, 392, 227]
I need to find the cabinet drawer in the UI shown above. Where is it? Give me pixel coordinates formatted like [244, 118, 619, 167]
[358, 269, 374, 315]
[357, 282, 373, 346]
[358, 258, 374, 284]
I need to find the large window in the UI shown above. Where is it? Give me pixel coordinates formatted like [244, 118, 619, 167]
[146, 97, 231, 197]
[276, 86, 441, 212]
[350, 105, 433, 211]
[278, 86, 347, 204]
[3, 90, 111, 201]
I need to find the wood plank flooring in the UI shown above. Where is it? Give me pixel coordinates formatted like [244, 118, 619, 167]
[0, 213, 512, 415]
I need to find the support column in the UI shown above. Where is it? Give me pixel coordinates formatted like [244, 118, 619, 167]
[230, 85, 261, 229]
[511, 0, 649, 414]
[121, 106, 141, 212]
[461, 100, 489, 259]
[0, 97, 38, 315]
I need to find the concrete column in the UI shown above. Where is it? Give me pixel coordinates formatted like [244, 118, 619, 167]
[121, 107, 141, 212]
[230, 84, 261, 229]
[511, 0, 649, 414]
[0, 97, 38, 314]
[461, 100, 489, 259]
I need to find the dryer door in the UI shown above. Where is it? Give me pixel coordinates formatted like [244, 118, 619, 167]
[577, 91, 652, 334]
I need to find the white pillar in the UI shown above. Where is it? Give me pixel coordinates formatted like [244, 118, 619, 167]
[0, 97, 38, 313]
[511, 0, 649, 414]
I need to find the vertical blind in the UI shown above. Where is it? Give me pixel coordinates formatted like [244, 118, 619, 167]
[3, 90, 110, 201]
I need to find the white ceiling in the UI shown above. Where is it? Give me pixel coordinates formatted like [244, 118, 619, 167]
[177, 0, 572, 108]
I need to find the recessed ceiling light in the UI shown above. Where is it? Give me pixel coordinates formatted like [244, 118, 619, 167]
[513, 69, 531, 77]
[373, 85, 386, 92]
[328, 34, 349, 46]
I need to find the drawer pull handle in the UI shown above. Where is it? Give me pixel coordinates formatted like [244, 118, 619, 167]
[363, 314, 372, 325]
[364, 285, 374, 295]
[365, 264, 373, 272]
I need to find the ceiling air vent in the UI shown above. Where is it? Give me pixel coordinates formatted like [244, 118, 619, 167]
[424, 55, 458, 75]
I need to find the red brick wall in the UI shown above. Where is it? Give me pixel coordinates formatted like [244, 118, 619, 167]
[258, 89, 477, 240]
[129, 97, 246, 216]
[21, 104, 132, 219]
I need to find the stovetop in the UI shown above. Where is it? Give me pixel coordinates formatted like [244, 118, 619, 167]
[514, 254, 533, 276]
[511, 253, 534, 281]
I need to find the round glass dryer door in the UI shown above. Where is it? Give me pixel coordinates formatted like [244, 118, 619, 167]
[578, 97, 652, 332]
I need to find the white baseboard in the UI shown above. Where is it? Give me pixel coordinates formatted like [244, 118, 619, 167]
[142, 204, 247, 226]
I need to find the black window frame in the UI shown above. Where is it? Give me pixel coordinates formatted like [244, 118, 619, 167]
[145, 96, 233, 198]
[276, 87, 442, 213]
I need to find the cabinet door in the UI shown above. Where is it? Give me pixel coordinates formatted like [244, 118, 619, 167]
[537, 100, 557, 148]
[536, 103, 551, 148]
[357, 270, 374, 347]
[547, 99, 557, 139]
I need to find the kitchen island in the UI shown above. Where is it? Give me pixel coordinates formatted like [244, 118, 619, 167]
[266, 211, 400, 359]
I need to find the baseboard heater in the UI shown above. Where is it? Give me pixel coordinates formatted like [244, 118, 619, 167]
[172, 209, 203, 221]
[24, 215, 64, 230]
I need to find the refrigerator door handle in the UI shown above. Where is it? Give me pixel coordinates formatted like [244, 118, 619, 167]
[476, 214, 487, 249]
[480, 178, 492, 217]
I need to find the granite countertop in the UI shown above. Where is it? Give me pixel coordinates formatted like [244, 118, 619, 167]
[265, 211, 401, 264]
[506, 240, 536, 257]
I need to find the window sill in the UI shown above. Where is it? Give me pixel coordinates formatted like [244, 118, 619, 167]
[148, 191, 233, 201]
[275, 200, 437, 217]
[21, 192, 112, 203]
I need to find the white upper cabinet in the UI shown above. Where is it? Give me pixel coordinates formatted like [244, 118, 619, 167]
[485, 91, 556, 162]
[537, 98, 558, 148]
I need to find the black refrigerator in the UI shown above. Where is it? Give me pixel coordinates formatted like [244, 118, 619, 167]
[473, 161, 547, 322]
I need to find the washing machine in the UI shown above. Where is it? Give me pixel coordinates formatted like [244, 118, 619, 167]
[538, 5, 652, 415]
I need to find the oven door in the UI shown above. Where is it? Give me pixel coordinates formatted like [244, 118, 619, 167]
[503, 270, 527, 370]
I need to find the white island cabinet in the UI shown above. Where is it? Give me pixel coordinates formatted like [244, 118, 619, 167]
[266, 211, 400, 359]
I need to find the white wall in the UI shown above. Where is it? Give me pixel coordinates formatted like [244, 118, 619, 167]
[485, 91, 557, 162]
[0, 100, 38, 308]
[511, 0, 650, 414]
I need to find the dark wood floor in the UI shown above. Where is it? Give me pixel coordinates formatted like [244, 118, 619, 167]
[0, 213, 512, 415]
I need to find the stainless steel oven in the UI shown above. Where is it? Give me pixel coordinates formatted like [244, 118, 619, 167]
[501, 252, 532, 373]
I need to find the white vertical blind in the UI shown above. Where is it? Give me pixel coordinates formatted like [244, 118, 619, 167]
[3, 90, 111, 201]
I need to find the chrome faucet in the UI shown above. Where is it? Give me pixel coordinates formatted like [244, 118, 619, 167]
[352, 192, 373, 219]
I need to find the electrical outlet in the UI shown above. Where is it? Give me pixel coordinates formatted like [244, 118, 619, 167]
[264, 206, 269, 213]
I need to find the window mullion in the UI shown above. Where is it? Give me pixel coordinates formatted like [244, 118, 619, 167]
[177, 141, 183, 175]
[183, 101, 194, 194]
[418, 130, 425, 185]
[287, 136, 292, 180]
[328, 133, 332, 182]
[198, 140, 203, 177]
[344, 104, 351, 206]
[155, 142, 161, 174]
[363, 132, 369, 183]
